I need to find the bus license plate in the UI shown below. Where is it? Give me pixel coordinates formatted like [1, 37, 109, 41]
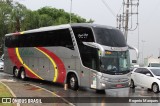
[116, 84, 124, 88]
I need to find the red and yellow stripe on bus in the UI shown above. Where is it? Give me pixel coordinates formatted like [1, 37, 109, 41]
[7, 32, 66, 83]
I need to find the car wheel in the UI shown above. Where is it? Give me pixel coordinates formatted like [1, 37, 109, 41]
[152, 83, 159, 93]
[13, 68, 19, 78]
[20, 68, 27, 80]
[68, 74, 78, 90]
[130, 80, 135, 88]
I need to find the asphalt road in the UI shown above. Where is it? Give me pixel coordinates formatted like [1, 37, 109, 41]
[0, 71, 160, 106]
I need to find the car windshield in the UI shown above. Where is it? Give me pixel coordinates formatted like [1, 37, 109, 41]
[100, 50, 130, 75]
[150, 69, 160, 76]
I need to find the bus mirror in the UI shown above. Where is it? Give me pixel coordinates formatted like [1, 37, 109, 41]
[101, 65, 105, 68]
[82, 42, 105, 56]
[132, 60, 137, 63]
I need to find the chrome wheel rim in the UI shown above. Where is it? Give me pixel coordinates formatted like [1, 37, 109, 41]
[14, 69, 19, 77]
[70, 77, 75, 88]
[153, 84, 158, 93]
[21, 71, 25, 79]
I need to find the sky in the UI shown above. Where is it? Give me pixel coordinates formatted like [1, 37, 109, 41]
[16, 0, 160, 63]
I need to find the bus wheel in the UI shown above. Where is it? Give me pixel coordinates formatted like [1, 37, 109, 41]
[20, 68, 27, 80]
[13, 68, 19, 78]
[68, 74, 79, 90]
[96, 89, 105, 94]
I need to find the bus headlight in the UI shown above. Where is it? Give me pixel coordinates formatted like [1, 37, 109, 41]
[101, 83, 106, 87]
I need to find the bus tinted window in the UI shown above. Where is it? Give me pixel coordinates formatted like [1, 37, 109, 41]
[72, 27, 99, 71]
[5, 29, 74, 50]
[93, 27, 126, 47]
[72, 27, 95, 43]
[5, 36, 19, 47]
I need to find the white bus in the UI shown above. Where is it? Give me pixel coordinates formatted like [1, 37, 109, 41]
[4, 23, 131, 92]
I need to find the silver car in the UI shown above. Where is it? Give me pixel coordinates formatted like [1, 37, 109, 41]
[130, 67, 160, 93]
[0, 59, 4, 71]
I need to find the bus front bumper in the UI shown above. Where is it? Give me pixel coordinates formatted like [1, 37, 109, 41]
[96, 78, 130, 90]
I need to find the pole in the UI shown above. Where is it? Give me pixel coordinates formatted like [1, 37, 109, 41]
[119, 14, 122, 30]
[142, 40, 146, 65]
[159, 48, 160, 58]
[124, 0, 129, 41]
[137, 23, 139, 63]
[70, 0, 72, 24]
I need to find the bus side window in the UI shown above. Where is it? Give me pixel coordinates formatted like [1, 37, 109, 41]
[44, 29, 74, 50]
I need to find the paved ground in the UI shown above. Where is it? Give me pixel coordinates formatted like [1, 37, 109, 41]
[0, 72, 72, 106]
[1, 71, 160, 106]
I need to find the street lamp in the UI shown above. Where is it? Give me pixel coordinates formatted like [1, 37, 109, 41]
[141, 40, 146, 65]
[158, 48, 160, 59]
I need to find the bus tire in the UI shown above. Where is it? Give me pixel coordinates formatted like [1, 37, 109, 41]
[68, 74, 79, 90]
[13, 67, 20, 78]
[96, 89, 106, 94]
[20, 68, 27, 80]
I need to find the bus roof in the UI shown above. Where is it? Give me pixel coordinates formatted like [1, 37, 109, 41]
[5, 23, 117, 36]
[71, 23, 115, 29]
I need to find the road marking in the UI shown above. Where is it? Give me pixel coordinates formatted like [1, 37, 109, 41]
[29, 83, 75, 106]
[0, 79, 16, 82]
[0, 81, 20, 106]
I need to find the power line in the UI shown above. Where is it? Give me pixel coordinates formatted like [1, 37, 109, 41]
[101, 0, 116, 17]
[117, 3, 123, 15]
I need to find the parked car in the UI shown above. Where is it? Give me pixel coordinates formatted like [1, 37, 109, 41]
[148, 63, 160, 67]
[0, 59, 4, 71]
[130, 67, 160, 93]
[0, 54, 4, 61]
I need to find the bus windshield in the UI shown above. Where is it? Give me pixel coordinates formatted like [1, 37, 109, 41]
[93, 27, 126, 47]
[100, 51, 130, 75]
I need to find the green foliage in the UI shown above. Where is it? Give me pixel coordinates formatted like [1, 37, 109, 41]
[36, 6, 93, 26]
[0, 82, 13, 106]
[0, 0, 94, 53]
[21, 10, 40, 30]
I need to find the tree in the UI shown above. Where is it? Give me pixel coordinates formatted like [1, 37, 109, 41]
[21, 10, 40, 30]
[0, 1, 94, 54]
[0, 0, 27, 53]
[21, 6, 94, 30]
[9, 1, 27, 32]
[37, 7, 94, 26]
[0, 0, 12, 53]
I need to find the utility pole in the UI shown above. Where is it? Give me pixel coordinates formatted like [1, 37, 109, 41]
[117, 0, 139, 63]
[117, 0, 139, 42]
[124, 0, 129, 41]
